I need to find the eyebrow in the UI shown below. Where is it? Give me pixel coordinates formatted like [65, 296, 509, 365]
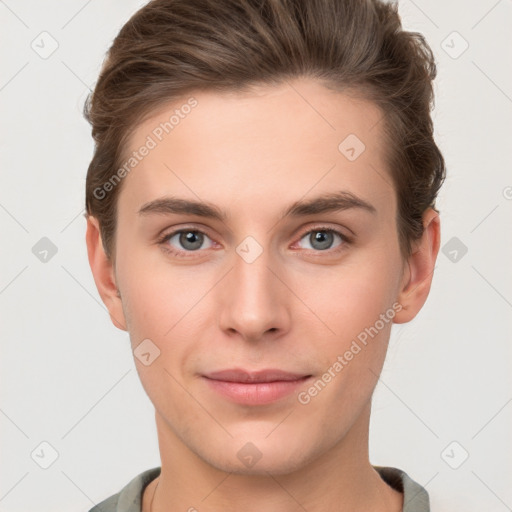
[137, 191, 376, 222]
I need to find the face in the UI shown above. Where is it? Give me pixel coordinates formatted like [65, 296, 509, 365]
[105, 78, 411, 474]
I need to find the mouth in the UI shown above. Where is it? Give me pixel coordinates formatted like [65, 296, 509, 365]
[202, 368, 313, 405]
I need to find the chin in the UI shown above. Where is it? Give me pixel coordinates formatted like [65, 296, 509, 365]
[197, 435, 314, 476]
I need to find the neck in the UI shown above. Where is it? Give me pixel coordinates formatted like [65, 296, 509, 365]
[146, 402, 403, 512]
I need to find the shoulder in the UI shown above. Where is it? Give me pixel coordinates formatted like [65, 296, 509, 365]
[374, 465, 430, 512]
[88, 467, 161, 512]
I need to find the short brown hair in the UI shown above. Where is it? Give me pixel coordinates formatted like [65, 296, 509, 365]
[84, 0, 445, 262]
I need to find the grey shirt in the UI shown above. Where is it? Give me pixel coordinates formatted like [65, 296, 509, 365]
[88, 465, 430, 512]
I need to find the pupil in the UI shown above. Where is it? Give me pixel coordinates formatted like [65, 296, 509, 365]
[311, 231, 333, 250]
[180, 231, 203, 250]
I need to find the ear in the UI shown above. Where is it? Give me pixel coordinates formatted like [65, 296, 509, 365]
[85, 215, 127, 331]
[393, 207, 441, 324]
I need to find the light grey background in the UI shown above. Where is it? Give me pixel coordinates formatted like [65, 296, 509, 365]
[1, 1, 511, 511]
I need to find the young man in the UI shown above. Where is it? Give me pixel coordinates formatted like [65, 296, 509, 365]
[84, 0, 445, 510]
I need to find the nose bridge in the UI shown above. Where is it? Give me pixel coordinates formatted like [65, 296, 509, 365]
[218, 241, 289, 339]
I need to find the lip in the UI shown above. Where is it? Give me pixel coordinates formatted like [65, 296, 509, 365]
[202, 368, 312, 405]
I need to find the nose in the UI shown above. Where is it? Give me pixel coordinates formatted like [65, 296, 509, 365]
[217, 245, 291, 343]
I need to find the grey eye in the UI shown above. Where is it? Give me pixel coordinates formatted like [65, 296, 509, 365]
[168, 231, 212, 251]
[298, 230, 343, 251]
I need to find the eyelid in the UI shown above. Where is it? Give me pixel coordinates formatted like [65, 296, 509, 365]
[294, 223, 353, 242]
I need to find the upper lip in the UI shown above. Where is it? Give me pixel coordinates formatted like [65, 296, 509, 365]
[203, 369, 311, 383]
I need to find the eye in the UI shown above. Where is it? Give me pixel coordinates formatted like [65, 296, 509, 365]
[158, 229, 214, 255]
[157, 225, 351, 258]
[296, 228, 348, 251]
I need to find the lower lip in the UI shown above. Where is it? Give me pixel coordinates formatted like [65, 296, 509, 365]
[203, 376, 312, 405]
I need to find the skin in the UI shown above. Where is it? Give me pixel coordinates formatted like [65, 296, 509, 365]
[86, 77, 440, 512]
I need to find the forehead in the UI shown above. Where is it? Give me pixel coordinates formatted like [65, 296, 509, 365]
[118, 77, 393, 219]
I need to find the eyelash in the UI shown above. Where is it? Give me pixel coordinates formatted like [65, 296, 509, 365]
[156, 225, 353, 258]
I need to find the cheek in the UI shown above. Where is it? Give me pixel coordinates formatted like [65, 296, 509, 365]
[116, 251, 222, 395]
[297, 267, 399, 422]
[302, 246, 403, 385]
[116, 253, 210, 401]
[117, 246, 206, 336]
[306, 259, 400, 338]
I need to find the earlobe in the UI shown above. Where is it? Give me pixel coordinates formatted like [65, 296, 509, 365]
[85, 215, 128, 331]
[393, 208, 441, 324]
